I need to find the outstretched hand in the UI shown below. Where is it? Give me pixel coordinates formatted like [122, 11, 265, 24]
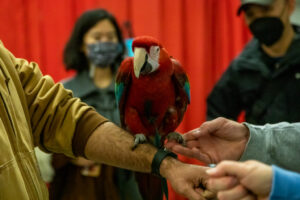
[165, 117, 250, 164]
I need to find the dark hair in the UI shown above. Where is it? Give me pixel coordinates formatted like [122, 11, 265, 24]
[64, 9, 125, 72]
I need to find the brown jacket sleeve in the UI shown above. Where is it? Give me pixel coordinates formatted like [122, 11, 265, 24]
[5, 47, 108, 157]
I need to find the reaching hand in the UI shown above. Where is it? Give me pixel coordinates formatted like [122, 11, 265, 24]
[206, 160, 272, 200]
[160, 158, 216, 200]
[165, 117, 250, 164]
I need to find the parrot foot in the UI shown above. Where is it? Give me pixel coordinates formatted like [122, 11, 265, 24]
[166, 132, 186, 146]
[132, 134, 147, 150]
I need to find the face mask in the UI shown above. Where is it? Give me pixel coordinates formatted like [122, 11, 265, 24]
[87, 42, 122, 68]
[249, 17, 284, 46]
[249, 4, 287, 47]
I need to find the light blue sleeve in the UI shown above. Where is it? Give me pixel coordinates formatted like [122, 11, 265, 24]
[270, 165, 300, 200]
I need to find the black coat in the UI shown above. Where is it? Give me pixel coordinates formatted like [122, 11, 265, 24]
[207, 33, 300, 125]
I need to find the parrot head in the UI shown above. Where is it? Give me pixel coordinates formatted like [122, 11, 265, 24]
[132, 36, 171, 78]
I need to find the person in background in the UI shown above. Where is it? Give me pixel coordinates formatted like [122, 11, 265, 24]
[207, 160, 300, 200]
[206, 0, 300, 125]
[49, 9, 142, 200]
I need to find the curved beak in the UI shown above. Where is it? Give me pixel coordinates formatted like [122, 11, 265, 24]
[133, 47, 147, 78]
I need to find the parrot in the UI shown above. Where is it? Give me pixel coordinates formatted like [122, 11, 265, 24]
[115, 35, 190, 149]
[115, 36, 190, 200]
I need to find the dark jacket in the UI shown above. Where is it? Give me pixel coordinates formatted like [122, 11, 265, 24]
[63, 70, 120, 125]
[207, 33, 300, 125]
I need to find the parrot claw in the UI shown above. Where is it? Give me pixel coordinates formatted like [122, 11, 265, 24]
[166, 132, 186, 146]
[132, 134, 147, 150]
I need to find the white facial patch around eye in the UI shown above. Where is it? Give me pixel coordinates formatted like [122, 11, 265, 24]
[149, 46, 160, 61]
[148, 46, 160, 72]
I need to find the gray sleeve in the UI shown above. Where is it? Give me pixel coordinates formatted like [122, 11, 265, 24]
[240, 122, 300, 173]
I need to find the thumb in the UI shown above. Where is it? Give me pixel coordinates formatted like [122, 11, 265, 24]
[206, 161, 248, 179]
[180, 185, 205, 200]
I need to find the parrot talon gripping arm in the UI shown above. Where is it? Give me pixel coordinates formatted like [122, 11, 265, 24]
[132, 133, 147, 150]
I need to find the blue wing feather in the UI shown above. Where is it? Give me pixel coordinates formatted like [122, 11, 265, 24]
[115, 58, 133, 128]
[184, 82, 191, 103]
[115, 82, 124, 107]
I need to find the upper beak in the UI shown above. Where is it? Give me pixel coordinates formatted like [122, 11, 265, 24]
[133, 47, 147, 78]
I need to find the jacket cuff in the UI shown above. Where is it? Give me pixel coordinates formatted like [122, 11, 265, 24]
[239, 123, 270, 163]
[72, 109, 109, 157]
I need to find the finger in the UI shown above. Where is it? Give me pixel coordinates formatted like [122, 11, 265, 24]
[179, 185, 206, 200]
[172, 145, 212, 163]
[165, 139, 201, 150]
[240, 195, 256, 200]
[208, 176, 238, 191]
[164, 141, 179, 149]
[202, 189, 217, 200]
[217, 185, 249, 200]
[164, 141, 195, 152]
[206, 161, 248, 179]
[165, 143, 192, 155]
[198, 117, 227, 136]
[186, 140, 203, 148]
[184, 128, 202, 141]
[171, 144, 196, 156]
[177, 184, 205, 200]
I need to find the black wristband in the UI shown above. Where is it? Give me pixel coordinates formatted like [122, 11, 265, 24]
[151, 149, 177, 177]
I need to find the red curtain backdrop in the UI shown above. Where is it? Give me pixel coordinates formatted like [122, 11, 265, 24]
[0, 0, 252, 199]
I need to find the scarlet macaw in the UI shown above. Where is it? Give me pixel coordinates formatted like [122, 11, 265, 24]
[115, 35, 190, 200]
[115, 35, 190, 148]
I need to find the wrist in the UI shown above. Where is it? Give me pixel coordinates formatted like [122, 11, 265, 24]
[237, 124, 250, 160]
[241, 125, 250, 149]
[151, 149, 178, 178]
[159, 156, 182, 179]
[242, 124, 250, 141]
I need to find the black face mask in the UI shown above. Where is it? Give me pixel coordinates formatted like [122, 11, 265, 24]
[249, 17, 284, 46]
[87, 42, 122, 68]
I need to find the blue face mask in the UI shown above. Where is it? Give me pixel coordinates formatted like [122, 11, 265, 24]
[87, 42, 122, 68]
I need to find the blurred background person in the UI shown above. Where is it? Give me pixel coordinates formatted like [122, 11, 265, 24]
[206, 0, 300, 125]
[48, 9, 142, 200]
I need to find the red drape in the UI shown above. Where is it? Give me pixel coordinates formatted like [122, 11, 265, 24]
[0, 0, 252, 199]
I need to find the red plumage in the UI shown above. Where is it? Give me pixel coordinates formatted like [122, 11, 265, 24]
[116, 36, 190, 142]
[115, 36, 190, 200]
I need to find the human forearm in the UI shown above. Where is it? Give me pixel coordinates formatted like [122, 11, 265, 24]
[84, 122, 215, 200]
[84, 122, 157, 173]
